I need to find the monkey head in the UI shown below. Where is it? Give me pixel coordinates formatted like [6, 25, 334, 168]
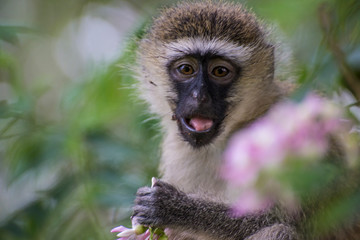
[137, 1, 277, 148]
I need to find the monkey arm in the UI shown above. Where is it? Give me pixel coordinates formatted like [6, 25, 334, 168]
[133, 180, 297, 240]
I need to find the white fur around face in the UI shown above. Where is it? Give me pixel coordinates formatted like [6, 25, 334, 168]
[165, 37, 254, 64]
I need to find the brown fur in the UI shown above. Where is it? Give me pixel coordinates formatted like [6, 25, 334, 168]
[148, 1, 266, 45]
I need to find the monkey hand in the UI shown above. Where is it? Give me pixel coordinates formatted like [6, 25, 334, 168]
[132, 179, 189, 228]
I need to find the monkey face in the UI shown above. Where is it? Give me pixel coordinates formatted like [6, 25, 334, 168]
[168, 55, 240, 148]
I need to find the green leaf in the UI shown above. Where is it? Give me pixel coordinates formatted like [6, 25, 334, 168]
[0, 26, 36, 44]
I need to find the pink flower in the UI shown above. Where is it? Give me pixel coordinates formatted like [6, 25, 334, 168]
[223, 116, 286, 186]
[222, 93, 344, 215]
[222, 122, 285, 186]
[111, 223, 152, 240]
[231, 189, 272, 216]
[110, 225, 134, 240]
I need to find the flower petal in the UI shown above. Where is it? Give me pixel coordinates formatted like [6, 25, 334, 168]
[111, 226, 128, 233]
[117, 229, 136, 237]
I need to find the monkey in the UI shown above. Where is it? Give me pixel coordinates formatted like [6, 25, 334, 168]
[131, 1, 360, 239]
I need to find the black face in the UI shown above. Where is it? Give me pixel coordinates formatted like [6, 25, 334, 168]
[168, 55, 240, 148]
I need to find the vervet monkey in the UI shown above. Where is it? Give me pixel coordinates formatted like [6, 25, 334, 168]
[132, 1, 360, 239]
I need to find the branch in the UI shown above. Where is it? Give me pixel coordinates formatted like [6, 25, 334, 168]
[318, 3, 360, 101]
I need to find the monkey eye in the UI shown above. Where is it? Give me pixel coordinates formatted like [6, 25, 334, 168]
[212, 66, 229, 77]
[178, 64, 195, 75]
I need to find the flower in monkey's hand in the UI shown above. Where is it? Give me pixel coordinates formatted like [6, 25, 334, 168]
[111, 178, 168, 240]
[111, 224, 148, 240]
[222, 93, 346, 215]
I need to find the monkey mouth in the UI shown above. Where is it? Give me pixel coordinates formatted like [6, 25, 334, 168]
[182, 116, 214, 132]
[178, 115, 219, 148]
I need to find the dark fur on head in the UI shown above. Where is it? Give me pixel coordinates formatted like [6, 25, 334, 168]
[148, 1, 267, 45]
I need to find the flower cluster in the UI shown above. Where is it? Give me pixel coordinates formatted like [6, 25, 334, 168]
[111, 223, 167, 240]
[222, 93, 344, 215]
[111, 224, 149, 240]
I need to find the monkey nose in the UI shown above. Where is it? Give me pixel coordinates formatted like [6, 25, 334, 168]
[192, 90, 209, 103]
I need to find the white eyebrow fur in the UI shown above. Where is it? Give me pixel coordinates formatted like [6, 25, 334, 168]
[165, 37, 254, 64]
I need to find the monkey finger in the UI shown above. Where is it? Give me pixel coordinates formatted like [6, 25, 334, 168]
[152, 179, 173, 189]
[135, 216, 155, 227]
[132, 205, 155, 218]
[136, 186, 152, 196]
[134, 194, 154, 206]
[135, 214, 165, 228]
[153, 180, 179, 195]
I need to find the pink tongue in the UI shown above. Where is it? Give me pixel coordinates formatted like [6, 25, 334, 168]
[189, 117, 213, 131]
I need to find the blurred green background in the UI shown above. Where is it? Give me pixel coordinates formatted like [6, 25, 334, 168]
[0, 0, 359, 239]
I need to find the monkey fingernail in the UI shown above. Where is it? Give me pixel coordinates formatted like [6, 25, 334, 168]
[151, 177, 157, 187]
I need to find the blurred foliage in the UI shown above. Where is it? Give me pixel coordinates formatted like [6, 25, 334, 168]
[0, 1, 160, 238]
[0, 0, 359, 240]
